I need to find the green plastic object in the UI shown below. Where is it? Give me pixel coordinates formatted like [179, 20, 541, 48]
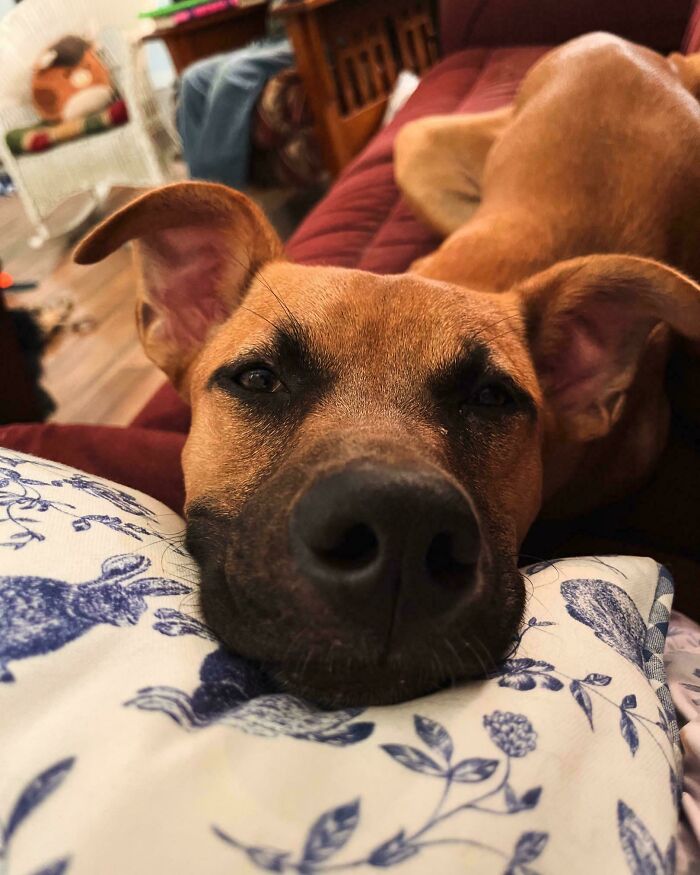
[138, 0, 215, 20]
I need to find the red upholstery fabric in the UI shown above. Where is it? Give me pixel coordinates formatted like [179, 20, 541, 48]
[439, 0, 693, 57]
[0, 423, 185, 514]
[130, 382, 190, 433]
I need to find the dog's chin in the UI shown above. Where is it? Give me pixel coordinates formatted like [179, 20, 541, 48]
[197, 589, 524, 707]
[267, 656, 485, 708]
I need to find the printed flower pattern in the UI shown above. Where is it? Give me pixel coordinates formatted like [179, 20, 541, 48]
[484, 711, 537, 758]
[0, 454, 185, 554]
[493, 659, 564, 692]
[215, 711, 548, 873]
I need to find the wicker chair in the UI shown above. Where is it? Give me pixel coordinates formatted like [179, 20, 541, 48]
[0, 0, 179, 247]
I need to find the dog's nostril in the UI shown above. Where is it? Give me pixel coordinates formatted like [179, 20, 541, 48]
[426, 531, 474, 591]
[319, 523, 379, 570]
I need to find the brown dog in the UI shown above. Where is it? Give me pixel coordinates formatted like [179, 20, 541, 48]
[74, 33, 700, 707]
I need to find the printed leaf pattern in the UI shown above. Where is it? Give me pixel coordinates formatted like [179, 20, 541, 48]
[450, 758, 498, 783]
[217, 711, 547, 871]
[368, 831, 419, 867]
[5, 758, 75, 842]
[510, 831, 549, 865]
[380, 745, 445, 777]
[247, 847, 290, 872]
[519, 787, 542, 810]
[494, 658, 564, 692]
[620, 711, 640, 756]
[413, 715, 453, 763]
[570, 681, 594, 729]
[301, 800, 360, 864]
[0, 453, 185, 554]
[30, 862, 70, 875]
[100, 553, 150, 581]
[560, 579, 646, 668]
[617, 801, 673, 875]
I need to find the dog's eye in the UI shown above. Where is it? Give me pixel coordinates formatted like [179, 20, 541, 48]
[461, 382, 514, 413]
[475, 384, 512, 407]
[235, 367, 282, 394]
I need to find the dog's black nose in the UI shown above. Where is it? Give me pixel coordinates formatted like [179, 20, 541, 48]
[289, 463, 480, 628]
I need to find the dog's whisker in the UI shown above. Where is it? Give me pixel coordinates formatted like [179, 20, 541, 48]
[228, 250, 300, 326]
[441, 636, 463, 687]
[473, 634, 498, 674]
[238, 303, 285, 332]
[254, 268, 300, 327]
[462, 638, 489, 679]
[469, 311, 521, 343]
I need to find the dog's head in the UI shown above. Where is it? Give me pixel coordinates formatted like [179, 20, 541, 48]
[75, 182, 700, 705]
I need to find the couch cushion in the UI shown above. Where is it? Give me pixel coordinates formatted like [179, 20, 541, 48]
[286, 46, 549, 273]
[129, 382, 190, 433]
[0, 447, 682, 874]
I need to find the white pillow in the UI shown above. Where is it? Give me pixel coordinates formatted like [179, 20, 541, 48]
[0, 449, 679, 875]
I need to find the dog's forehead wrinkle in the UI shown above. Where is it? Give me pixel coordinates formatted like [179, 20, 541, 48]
[201, 265, 535, 399]
[310, 281, 521, 369]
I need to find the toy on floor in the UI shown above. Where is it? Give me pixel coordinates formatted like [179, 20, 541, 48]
[0, 270, 38, 292]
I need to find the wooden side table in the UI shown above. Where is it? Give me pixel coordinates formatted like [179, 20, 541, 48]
[275, 0, 439, 176]
[144, 1, 269, 74]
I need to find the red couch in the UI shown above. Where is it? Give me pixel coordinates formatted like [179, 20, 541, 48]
[2, 0, 698, 519]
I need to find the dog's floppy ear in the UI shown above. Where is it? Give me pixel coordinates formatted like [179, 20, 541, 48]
[74, 182, 283, 392]
[519, 254, 700, 441]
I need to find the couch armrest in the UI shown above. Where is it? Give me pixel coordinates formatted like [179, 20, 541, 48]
[276, 0, 439, 175]
[440, 0, 694, 57]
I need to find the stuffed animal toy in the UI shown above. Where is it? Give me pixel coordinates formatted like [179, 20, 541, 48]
[32, 36, 114, 124]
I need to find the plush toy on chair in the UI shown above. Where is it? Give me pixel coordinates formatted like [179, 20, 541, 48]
[5, 35, 128, 158]
[32, 36, 113, 124]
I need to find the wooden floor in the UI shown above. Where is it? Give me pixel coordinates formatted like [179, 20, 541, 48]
[1, 189, 166, 426]
[1, 183, 316, 426]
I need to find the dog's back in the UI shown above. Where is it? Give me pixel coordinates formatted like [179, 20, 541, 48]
[414, 33, 700, 290]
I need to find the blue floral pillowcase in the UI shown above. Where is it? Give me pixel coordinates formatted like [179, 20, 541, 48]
[0, 449, 680, 875]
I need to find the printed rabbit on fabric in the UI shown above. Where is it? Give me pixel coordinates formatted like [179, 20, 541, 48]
[0, 554, 190, 682]
[0, 449, 681, 875]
